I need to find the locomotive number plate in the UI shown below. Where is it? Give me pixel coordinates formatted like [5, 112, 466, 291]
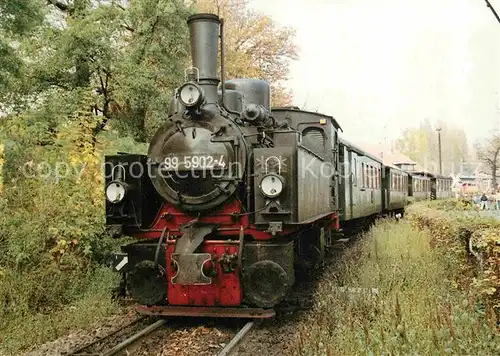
[163, 154, 226, 170]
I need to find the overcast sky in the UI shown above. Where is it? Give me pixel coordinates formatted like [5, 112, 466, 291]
[248, 0, 500, 149]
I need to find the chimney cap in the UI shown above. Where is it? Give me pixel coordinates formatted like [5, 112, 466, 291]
[187, 13, 220, 24]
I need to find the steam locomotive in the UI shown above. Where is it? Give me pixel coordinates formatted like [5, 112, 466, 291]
[105, 13, 453, 318]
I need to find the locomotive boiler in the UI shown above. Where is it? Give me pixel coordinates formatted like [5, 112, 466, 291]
[105, 13, 341, 317]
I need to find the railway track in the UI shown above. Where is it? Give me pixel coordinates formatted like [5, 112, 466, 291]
[65, 316, 255, 356]
[67, 316, 166, 356]
[216, 321, 254, 356]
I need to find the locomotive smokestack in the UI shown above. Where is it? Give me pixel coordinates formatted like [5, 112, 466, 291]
[187, 13, 220, 104]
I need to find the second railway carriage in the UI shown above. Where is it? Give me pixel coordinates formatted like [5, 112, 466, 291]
[382, 164, 408, 214]
[338, 138, 383, 222]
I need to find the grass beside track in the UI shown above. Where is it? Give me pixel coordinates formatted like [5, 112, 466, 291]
[0, 266, 122, 355]
[292, 219, 500, 355]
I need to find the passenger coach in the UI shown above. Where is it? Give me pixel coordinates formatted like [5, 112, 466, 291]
[338, 138, 383, 223]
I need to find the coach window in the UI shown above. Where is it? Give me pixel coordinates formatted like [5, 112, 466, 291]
[354, 159, 358, 186]
[352, 158, 356, 186]
[367, 165, 370, 188]
[370, 166, 373, 188]
[368, 166, 371, 188]
[361, 163, 365, 187]
[366, 165, 370, 188]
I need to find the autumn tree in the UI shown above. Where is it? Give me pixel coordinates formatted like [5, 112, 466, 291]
[474, 134, 500, 188]
[0, 1, 192, 346]
[190, 0, 298, 106]
[2, 0, 191, 142]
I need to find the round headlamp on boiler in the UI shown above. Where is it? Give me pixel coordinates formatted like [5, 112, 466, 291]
[178, 82, 204, 108]
[259, 173, 285, 198]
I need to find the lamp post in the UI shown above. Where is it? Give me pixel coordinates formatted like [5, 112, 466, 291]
[436, 128, 442, 175]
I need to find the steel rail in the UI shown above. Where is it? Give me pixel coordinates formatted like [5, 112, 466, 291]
[217, 321, 254, 356]
[100, 319, 166, 356]
[68, 316, 147, 355]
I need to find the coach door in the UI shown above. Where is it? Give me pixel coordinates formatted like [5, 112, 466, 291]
[338, 143, 351, 221]
[347, 149, 354, 220]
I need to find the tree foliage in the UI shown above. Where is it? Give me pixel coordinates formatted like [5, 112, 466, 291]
[0, 1, 298, 351]
[395, 119, 469, 175]
[0, 0, 44, 91]
[191, 0, 298, 107]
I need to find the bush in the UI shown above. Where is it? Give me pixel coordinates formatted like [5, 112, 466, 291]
[0, 93, 143, 353]
[406, 201, 500, 313]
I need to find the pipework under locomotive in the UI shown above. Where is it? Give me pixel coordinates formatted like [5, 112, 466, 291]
[105, 13, 341, 318]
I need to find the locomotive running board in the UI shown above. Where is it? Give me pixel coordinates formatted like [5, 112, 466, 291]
[136, 305, 276, 319]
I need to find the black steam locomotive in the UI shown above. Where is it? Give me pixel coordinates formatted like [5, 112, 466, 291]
[104, 13, 453, 318]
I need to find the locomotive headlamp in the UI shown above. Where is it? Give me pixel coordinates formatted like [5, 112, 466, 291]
[259, 173, 285, 198]
[178, 82, 204, 108]
[106, 181, 126, 204]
